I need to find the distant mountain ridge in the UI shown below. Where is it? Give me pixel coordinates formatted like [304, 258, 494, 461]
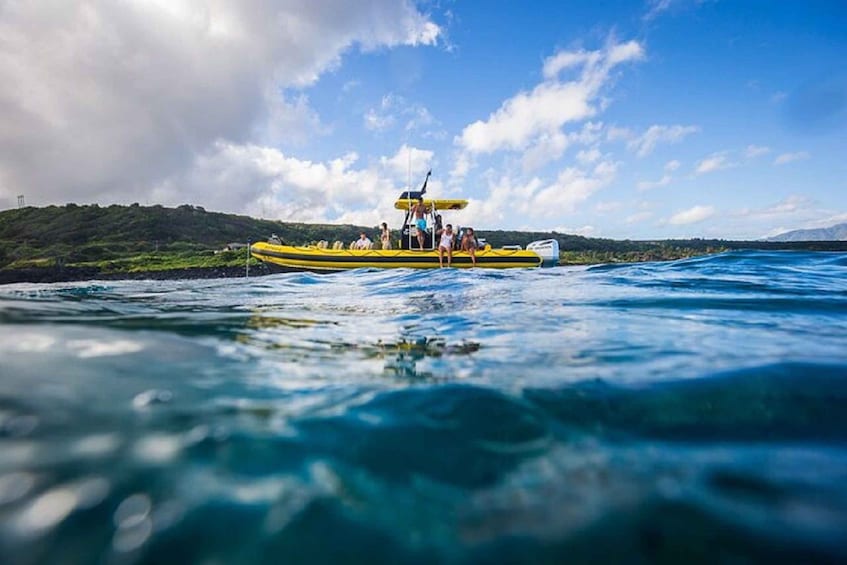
[767, 223, 847, 242]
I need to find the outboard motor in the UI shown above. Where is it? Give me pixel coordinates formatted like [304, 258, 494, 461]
[527, 239, 560, 267]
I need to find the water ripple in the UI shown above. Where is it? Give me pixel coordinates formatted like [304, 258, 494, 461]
[1, 251, 847, 562]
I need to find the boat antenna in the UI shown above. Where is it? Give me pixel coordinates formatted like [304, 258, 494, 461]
[420, 169, 431, 196]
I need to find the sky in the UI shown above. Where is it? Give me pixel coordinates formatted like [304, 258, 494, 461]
[0, 0, 845, 240]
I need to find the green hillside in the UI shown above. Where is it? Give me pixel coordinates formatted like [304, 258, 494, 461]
[2, 203, 846, 282]
[0, 203, 366, 272]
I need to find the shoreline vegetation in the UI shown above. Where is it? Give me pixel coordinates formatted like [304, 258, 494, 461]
[2, 203, 846, 284]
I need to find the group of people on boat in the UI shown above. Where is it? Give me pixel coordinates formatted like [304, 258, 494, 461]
[370, 200, 479, 267]
[410, 198, 478, 265]
[351, 222, 393, 250]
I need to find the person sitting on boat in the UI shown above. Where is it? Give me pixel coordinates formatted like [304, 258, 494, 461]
[412, 198, 428, 249]
[461, 227, 478, 267]
[438, 224, 455, 268]
[353, 232, 372, 250]
[380, 222, 391, 250]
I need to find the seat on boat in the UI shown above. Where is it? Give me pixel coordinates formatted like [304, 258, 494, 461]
[332, 241, 343, 250]
[317, 240, 328, 249]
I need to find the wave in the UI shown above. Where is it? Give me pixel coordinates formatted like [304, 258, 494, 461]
[2, 250, 847, 562]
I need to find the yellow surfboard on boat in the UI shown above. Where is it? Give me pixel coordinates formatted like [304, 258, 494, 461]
[393, 199, 468, 211]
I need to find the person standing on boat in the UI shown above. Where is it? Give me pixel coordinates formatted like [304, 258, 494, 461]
[412, 198, 428, 249]
[353, 232, 372, 250]
[380, 222, 391, 249]
[438, 224, 455, 268]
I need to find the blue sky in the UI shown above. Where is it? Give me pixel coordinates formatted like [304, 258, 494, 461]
[1, 0, 845, 239]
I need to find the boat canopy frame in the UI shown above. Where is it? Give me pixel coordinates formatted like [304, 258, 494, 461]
[396, 197, 469, 251]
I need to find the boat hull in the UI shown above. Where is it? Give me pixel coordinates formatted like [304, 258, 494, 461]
[250, 242, 543, 272]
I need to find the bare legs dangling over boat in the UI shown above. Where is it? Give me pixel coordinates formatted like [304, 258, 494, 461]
[438, 224, 455, 267]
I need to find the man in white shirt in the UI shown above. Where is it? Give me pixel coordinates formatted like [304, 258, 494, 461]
[353, 232, 372, 250]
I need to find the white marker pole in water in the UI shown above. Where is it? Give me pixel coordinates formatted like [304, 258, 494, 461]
[246, 240, 250, 278]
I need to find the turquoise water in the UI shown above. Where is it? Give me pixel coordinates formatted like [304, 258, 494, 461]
[1, 250, 847, 563]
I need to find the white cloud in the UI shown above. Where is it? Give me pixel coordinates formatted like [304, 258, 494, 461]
[341, 80, 361, 93]
[762, 225, 791, 239]
[363, 93, 435, 133]
[569, 122, 606, 146]
[0, 1, 440, 206]
[461, 177, 538, 228]
[542, 51, 600, 79]
[534, 161, 618, 214]
[759, 195, 809, 215]
[714, 196, 847, 240]
[637, 159, 681, 190]
[695, 152, 734, 174]
[462, 160, 618, 228]
[607, 41, 646, 65]
[668, 205, 715, 225]
[576, 148, 602, 164]
[606, 126, 634, 142]
[748, 212, 845, 240]
[456, 39, 644, 156]
[808, 212, 847, 228]
[732, 195, 812, 220]
[457, 83, 590, 154]
[379, 144, 434, 179]
[364, 108, 396, 131]
[643, 0, 674, 21]
[521, 132, 569, 171]
[745, 144, 770, 158]
[627, 124, 699, 157]
[405, 106, 435, 132]
[595, 201, 622, 213]
[774, 151, 810, 165]
[643, 0, 711, 22]
[150, 140, 442, 227]
[626, 211, 653, 224]
[264, 93, 328, 145]
[449, 152, 473, 185]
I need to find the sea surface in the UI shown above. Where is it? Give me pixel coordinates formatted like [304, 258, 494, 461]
[1, 250, 846, 564]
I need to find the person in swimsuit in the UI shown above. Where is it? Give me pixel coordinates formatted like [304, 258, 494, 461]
[380, 222, 391, 249]
[461, 227, 478, 267]
[412, 199, 428, 249]
[438, 224, 455, 268]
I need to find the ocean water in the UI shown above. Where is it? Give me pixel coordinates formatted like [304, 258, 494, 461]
[1, 250, 846, 564]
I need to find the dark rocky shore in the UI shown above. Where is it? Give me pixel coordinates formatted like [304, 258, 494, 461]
[0, 263, 272, 285]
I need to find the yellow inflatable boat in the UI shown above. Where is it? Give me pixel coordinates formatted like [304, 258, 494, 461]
[251, 174, 559, 272]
